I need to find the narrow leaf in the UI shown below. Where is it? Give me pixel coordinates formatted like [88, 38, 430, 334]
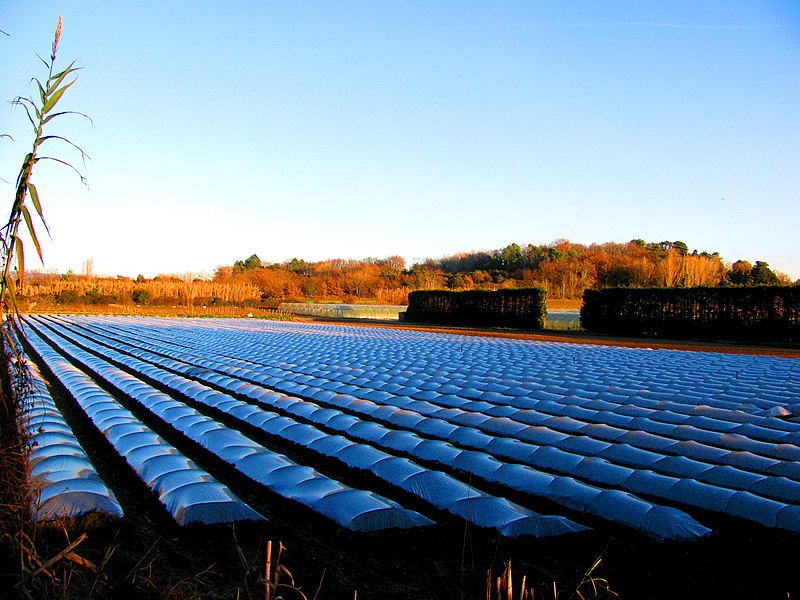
[14, 236, 25, 283]
[20, 205, 44, 264]
[37, 80, 47, 106]
[2, 329, 19, 363]
[48, 61, 78, 90]
[4, 274, 19, 315]
[12, 97, 38, 128]
[42, 77, 76, 115]
[64, 552, 96, 571]
[36, 156, 88, 186]
[15, 153, 34, 189]
[28, 182, 44, 220]
[41, 109, 90, 126]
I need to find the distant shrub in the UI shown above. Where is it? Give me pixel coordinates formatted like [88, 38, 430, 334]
[132, 288, 151, 304]
[56, 289, 80, 304]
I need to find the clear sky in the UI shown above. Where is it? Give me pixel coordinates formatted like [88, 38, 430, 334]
[2, 1, 799, 279]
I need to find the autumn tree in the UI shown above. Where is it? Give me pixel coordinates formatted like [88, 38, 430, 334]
[728, 260, 783, 286]
[283, 257, 309, 275]
[342, 262, 381, 297]
[728, 260, 753, 285]
[232, 254, 263, 273]
[493, 243, 524, 272]
[750, 261, 781, 286]
[409, 261, 445, 290]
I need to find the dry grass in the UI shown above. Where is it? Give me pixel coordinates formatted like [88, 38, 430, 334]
[20, 277, 262, 307]
[489, 557, 618, 600]
[23, 303, 291, 320]
[545, 298, 582, 311]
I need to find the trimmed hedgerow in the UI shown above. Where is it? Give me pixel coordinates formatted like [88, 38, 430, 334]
[581, 286, 800, 342]
[402, 288, 547, 329]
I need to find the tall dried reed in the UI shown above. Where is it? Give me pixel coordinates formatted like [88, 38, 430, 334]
[19, 276, 262, 306]
[1, 13, 88, 427]
[0, 18, 99, 599]
[3, 16, 89, 311]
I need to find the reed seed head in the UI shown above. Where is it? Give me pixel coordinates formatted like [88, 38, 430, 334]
[51, 16, 62, 61]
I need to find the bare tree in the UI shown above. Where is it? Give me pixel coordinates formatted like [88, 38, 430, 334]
[81, 257, 94, 278]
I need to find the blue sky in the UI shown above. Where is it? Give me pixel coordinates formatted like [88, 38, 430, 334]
[2, 1, 799, 279]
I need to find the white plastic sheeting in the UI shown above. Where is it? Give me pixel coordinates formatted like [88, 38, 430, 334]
[20, 355, 123, 520]
[78, 327, 758, 535]
[25, 320, 432, 532]
[27, 319, 583, 538]
[30, 317, 706, 540]
[26, 315, 800, 537]
[42, 319, 705, 538]
[23, 327, 263, 526]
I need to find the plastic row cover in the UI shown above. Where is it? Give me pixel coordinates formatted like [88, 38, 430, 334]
[277, 392, 713, 539]
[69, 318, 800, 467]
[102, 314, 800, 454]
[286, 361, 799, 450]
[314, 391, 800, 532]
[43, 318, 720, 469]
[194, 371, 729, 536]
[20, 353, 123, 520]
[28, 320, 432, 533]
[448, 388, 798, 448]
[34, 316, 800, 535]
[100, 324, 800, 512]
[106, 325, 795, 535]
[33, 318, 583, 538]
[185, 340, 799, 477]
[337, 389, 800, 501]
[136, 316, 799, 414]
[242, 361, 800, 485]
[153, 367, 588, 538]
[24, 326, 262, 526]
[45, 317, 708, 541]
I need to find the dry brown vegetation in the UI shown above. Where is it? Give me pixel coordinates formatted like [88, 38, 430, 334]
[18, 274, 262, 310]
[16, 239, 794, 316]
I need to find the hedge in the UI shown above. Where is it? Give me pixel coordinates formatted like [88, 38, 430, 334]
[401, 289, 546, 329]
[581, 286, 800, 341]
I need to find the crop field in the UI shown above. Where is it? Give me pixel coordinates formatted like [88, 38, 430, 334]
[16, 314, 800, 598]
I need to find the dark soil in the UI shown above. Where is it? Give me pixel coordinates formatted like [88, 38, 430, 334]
[4, 496, 800, 599]
[2, 320, 800, 599]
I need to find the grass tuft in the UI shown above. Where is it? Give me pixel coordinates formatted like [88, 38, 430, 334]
[488, 555, 618, 600]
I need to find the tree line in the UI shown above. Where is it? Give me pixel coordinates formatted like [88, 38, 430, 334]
[212, 239, 793, 305]
[17, 239, 794, 309]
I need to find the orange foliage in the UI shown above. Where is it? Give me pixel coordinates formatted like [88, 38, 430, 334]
[21, 241, 777, 309]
